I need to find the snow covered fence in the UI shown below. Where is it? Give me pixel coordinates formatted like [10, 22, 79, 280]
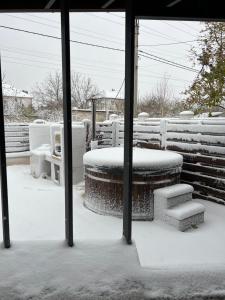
[96, 119, 162, 148]
[5, 123, 29, 153]
[95, 118, 225, 205]
[165, 119, 225, 205]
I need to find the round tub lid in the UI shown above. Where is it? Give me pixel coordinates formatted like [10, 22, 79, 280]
[83, 147, 183, 170]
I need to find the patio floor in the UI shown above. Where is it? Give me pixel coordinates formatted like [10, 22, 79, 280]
[1, 165, 225, 299]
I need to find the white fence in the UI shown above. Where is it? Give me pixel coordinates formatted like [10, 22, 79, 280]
[96, 119, 162, 148]
[5, 124, 29, 153]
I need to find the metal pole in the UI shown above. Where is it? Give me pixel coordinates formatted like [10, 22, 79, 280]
[60, 0, 73, 247]
[133, 18, 139, 116]
[91, 99, 96, 140]
[123, 0, 135, 244]
[0, 57, 10, 248]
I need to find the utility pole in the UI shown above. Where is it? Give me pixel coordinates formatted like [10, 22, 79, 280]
[133, 18, 139, 117]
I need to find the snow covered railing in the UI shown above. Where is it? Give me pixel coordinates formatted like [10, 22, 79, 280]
[5, 123, 29, 153]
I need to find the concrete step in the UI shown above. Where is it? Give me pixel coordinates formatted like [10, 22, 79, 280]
[165, 201, 205, 231]
[154, 184, 194, 210]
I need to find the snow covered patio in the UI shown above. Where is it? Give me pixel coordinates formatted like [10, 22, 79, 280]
[1, 165, 225, 299]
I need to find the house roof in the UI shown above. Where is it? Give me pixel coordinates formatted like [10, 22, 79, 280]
[0, 0, 224, 21]
[3, 83, 32, 98]
[97, 90, 124, 101]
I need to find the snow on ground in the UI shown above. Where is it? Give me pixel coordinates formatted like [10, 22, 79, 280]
[1, 165, 225, 299]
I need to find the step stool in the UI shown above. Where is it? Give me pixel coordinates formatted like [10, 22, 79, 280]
[154, 184, 205, 231]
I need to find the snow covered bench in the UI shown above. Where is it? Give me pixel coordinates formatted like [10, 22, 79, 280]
[154, 184, 205, 231]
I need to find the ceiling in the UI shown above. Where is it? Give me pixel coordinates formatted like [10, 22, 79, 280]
[0, 0, 224, 21]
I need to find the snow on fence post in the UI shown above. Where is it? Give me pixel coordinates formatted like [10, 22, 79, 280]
[82, 119, 91, 151]
[160, 119, 167, 150]
[111, 121, 118, 147]
[115, 121, 122, 146]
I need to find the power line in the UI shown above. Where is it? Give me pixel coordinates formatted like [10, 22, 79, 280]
[0, 25, 124, 52]
[21, 10, 198, 50]
[108, 12, 125, 19]
[139, 50, 198, 73]
[87, 12, 124, 26]
[2, 54, 191, 84]
[4, 13, 124, 46]
[2, 58, 125, 81]
[140, 46, 189, 62]
[25, 12, 124, 41]
[1, 44, 191, 83]
[140, 24, 180, 42]
[139, 40, 197, 47]
[2, 54, 126, 74]
[139, 68, 191, 83]
[0, 44, 124, 67]
[114, 78, 125, 99]
[89, 12, 188, 43]
[0, 24, 198, 73]
[179, 21, 200, 33]
[2, 15, 198, 50]
[3, 58, 188, 90]
[3, 15, 193, 62]
[108, 12, 192, 44]
[139, 53, 197, 73]
[162, 21, 196, 37]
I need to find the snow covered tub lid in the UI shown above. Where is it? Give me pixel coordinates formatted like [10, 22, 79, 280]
[83, 147, 183, 171]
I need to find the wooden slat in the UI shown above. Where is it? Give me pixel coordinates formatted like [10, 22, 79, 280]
[180, 152, 225, 168]
[182, 180, 225, 200]
[136, 141, 161, 150]
[96, 126, 113, 132]
[167, 143, 225, 156]
[192, 191, 225, 205]
[167, 132, 225, 146]
[182, 170, 225, 189]
[167, 123, 225, 135]
[183, 162, 225, 178]
[5, 126, 29, 132]
[133, 125, 160, 133]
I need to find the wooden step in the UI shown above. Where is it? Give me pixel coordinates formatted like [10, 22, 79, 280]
[154, 184, 194, 219]
[166, 201, 205, 220]
[165, 201, 205, 231]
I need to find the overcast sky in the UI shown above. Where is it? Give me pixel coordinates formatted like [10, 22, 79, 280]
[0, 12, 202, 100]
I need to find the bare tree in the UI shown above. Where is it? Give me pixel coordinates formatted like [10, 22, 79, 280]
[155, 76, 172, 117]
[33, 71, 63, 110]
[71, 72, 101, 108]
[33, 71, 100, 121]
[138, 77, 184, 117]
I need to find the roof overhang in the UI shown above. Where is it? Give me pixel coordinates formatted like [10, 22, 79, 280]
[0, 0, 224, 22]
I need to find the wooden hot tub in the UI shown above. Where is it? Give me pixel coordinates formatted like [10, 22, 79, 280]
[83, 147, 183, 220]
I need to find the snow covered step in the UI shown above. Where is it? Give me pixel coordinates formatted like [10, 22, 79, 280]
[154, 184, 194, 210]
[165, 201, 205, 231]
[166, 201, 205, 221]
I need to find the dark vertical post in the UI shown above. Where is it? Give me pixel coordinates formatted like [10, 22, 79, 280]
[60, 0, 73, 247]
[0, 57, 10, 248]
[123, 0, 135, 244]
[91, 99, 96, 140]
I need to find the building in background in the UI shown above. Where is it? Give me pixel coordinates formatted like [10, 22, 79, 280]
[3, 83, 33, 116]
[72, 89, 124, 121]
